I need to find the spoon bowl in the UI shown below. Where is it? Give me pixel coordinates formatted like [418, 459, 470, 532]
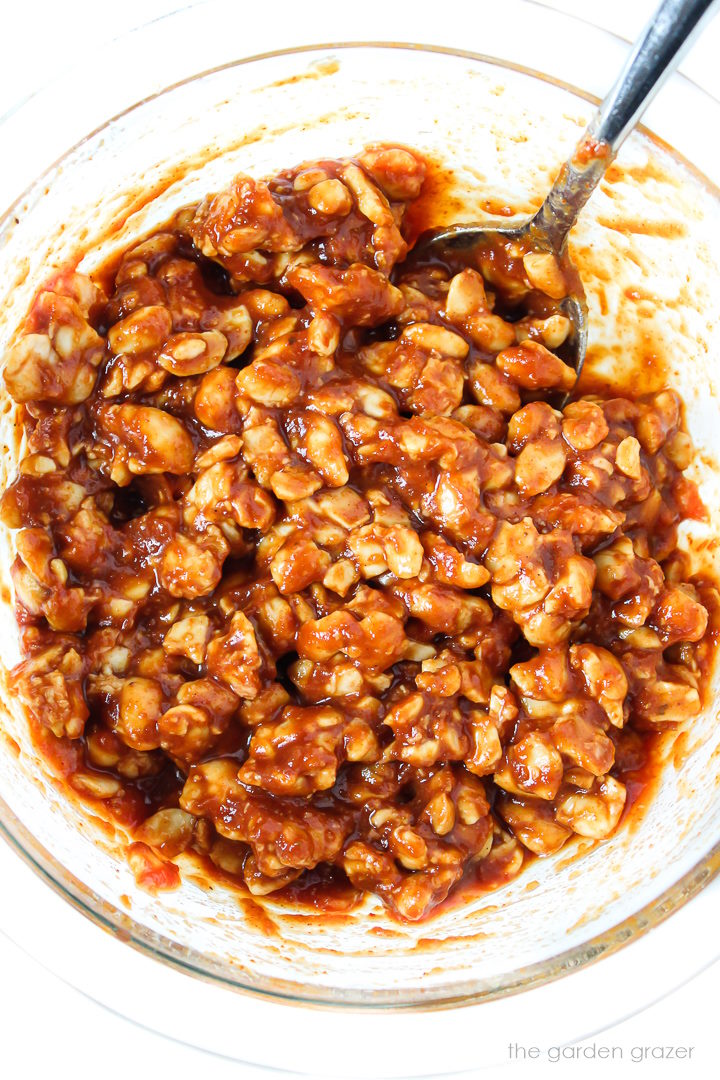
[409, 216, 589, 376]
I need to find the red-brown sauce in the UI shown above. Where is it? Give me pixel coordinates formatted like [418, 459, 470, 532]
[2, 147, 718, 924]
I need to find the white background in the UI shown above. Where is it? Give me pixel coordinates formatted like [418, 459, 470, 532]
[1, 1, 719, 1078]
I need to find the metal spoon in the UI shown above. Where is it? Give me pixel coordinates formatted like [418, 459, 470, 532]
[411, 0, 719, 375]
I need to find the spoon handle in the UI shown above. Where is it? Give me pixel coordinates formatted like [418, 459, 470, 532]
[531, 0, 718, 251]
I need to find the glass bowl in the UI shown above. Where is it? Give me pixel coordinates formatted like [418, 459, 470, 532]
[1, 2, 720, 1072]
